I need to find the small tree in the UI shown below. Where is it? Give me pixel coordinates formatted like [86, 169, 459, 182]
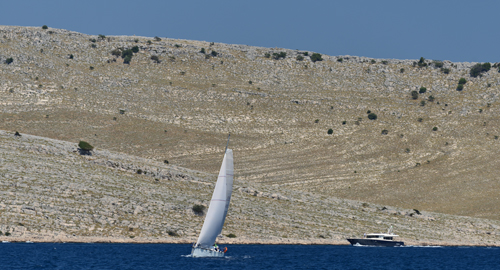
[226, 233, 237, 238]
[154, 36, 161, 41]
[419, 87, 427, 94]
[458, 78, 467, 84]
[296, 55, 304, 61]
[272, 52, 287, 60]
[411, 90, 419, 100]
[327, 128, 333, 135]
[111, 48, 122, 57]
[42, 25, 48, 29]
[200, 48, 206, 54]
[310, 53, 323, 62]
[131, 46, 139, 53]
[123, 55, 132, 64]
[78, 141, 94, 151]
[192, 204, 206, 215]
[456, 84, 464, 91]
[151, 55, 161, 63]
[5, 58, 13, 65]
[368, 113, 377, 120]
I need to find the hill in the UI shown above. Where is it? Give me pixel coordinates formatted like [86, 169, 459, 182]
[1, 25, 500, 244]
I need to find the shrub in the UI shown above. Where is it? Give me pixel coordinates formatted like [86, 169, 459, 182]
[111, 49, 122, 57]
[14, 131, 21, 137]
[381, 129, 388, 135]
[456, 84, 464, 91]
[264, 53, 271, 58]
[342, 121, 346, 125]
[433, 61, 444, 68]
[470, 63, 491, 77]
[42, 25, 48, 29]
[420, 100, 426, 106]
[368, 113, 377, 120]
[164, 160, 169, 164]
[428, 95, 435, 102]
[147, 40, 152, 45]
[5, 232, 11, 236]
[154, 36, 161, 41]
[78, 141, 94, 151]
[417, 118, 423, 122]
[89, 66, 94, 70]
[131, 46, 139, 53]
[69, 54, 74, 59]
[411, 90, 419, 100]
[327, 129, 333, 135]
[151, 55, 161, 63]
[441, 68, 450, 74]
[226, 233, 237, 238]
[310, 53, 323, 62]
[200, 48, 206, 54]
[98, 34, 106, 40]
[371, 59, 376, 64]
[192, 204, 206, 215]
[417, 57, 427, 67]
[419, 87, 427, 94]
[400, 68, 405, 73]
[272, 52, 287, 60]
[210, 50, 218, 57]
[381, 60, 388, 65]
[174, 44, 181, 48]
[123, 55, 132, 64]
[167, 231, 179, 237]
[337, 58, 343, 62]
[296, 55, 304, 61]
[458, 78, 467, 84]
[432, 127, 438, 131]
[5, 58, 13, 64]
[122, 49, 133, 59]
[137, 169, 142, 174]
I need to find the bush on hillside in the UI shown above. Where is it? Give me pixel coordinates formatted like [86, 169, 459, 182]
[5, 58, 13, 65]
[192, 204, 206, 215]
[310, 53, 323, 62]
[327, 128, 333, 135]
[456, 84, 464, 91]
[272, 52, 287, 60]
[417, 57, 427, 67]
[419, 87, 427, 94]
[368, 113, 377, 120]
[227, 233, 237, 238]
[78, 141, 94, 151]
[154, 36, 161, 41]
[470, 63, 491, 77]
[42, 25, 48, 29]
[296, 55, 304, 61]
[131, 46, 139, 53]
[458, 78, 467, 84]
[111, 48, 122, 57]
[151, 55, 161, 63]
[411, 90, 419, 100]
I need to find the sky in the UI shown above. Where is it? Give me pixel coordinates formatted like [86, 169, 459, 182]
[2, 0, 499, 63]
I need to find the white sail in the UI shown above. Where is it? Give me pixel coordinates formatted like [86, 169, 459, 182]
[195, 149, 234, 248]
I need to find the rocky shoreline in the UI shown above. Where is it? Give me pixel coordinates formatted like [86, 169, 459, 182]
[2, 235, 498, 247]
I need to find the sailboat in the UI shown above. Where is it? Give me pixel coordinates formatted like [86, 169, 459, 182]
[191, 135, 234, 257]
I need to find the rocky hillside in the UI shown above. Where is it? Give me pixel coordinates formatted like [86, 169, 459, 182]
[1, 130, 499, 245]
[1, 25, 500, 243]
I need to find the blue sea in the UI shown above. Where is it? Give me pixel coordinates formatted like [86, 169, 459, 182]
[0, 242, 499, 270]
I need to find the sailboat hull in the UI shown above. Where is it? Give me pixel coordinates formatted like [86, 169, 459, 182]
[191, 247, 224, 257]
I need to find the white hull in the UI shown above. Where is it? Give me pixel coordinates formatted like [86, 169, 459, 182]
[191, 247, 224, 258]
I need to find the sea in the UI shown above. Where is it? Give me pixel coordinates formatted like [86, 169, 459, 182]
[0, 242, 499, 270]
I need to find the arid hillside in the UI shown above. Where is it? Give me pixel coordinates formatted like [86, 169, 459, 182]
[1, 25, 500, 225]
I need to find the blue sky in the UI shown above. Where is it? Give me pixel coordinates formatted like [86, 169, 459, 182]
[2, 0, 498, 63]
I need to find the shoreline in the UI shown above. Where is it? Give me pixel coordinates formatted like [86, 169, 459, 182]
[1, 236, 499, 247]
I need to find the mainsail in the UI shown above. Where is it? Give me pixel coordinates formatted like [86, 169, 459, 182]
[195, 149, 234, 248]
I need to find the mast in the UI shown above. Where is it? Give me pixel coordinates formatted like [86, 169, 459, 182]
[224, 134, 230, 154]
